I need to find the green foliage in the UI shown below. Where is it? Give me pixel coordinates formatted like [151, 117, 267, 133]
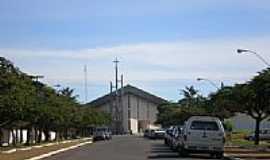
[0, 57, 111, 142]
[224, 120, 233, 132]
[156, 102, 208, 127]
[157, 68, 270, 145]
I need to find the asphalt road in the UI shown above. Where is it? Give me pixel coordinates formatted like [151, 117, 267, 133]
[44, 135, 222, 160]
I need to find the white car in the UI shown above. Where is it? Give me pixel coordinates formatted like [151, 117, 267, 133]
[170, 126, 183, 151]
[164, 127, 173, 145]
[149, 129, 165, 139]
[93, 127, 112, 141]
[245, 128, 270, 141]
[178, 116, 225, 159]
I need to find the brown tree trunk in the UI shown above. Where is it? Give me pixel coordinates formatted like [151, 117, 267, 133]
[37, 129, 42, 143]
[44, 129, 50, 142]
[0, 128, 3, 144]
[255, 118, 261, 145]
[16, 129, 19, 144]
[26, 127, 31, 145]
[11, 129, 16, 146]
[20, 128, 23, 144]
[55, 130, 59, 141]
[34, 127, 38, 143]
[64, 128, 68, 139]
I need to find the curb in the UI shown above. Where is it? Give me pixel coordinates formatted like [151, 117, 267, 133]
[1, 148, 17, 154]
[24, 140, 93, 160]
[224, 154, 242, 160]
[1, 137, 93, 154]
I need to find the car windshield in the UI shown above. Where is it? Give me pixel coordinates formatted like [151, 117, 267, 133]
[190, 121, 219, 131]
[96, 128, 107, 132]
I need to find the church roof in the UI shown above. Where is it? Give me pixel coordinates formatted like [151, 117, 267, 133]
[86, 84, 168, 107]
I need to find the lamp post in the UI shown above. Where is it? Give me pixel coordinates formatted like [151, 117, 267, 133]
[237, 49, 270, 67]
[197, 78, 220, 90]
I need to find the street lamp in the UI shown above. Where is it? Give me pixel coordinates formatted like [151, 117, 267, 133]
[237, 49, 270, 67]
[197, 78, 220, 90]
[53, 84, 61, 88]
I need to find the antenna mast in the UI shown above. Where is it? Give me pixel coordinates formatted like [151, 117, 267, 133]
[84, 65, 88, 103]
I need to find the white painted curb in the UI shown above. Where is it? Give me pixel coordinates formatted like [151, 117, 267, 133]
[224, 154, 242, 160]
[32, 145, 44, 149]
[24, 141, 93, 160]
[1, 148, 17, 154]
[18, 147, 32, 151]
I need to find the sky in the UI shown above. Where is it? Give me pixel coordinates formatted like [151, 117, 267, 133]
[1, 0, 270, 103]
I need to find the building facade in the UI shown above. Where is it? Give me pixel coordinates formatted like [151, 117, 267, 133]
[86, 85, 167, 134]
[228, 113, 270, 131]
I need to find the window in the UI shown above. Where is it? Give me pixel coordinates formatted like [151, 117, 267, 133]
[190, 121, 219, 131]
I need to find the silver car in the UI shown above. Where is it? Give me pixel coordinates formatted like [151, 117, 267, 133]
[93, 127, 112, 141]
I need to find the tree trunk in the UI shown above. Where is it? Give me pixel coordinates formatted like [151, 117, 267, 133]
[0, 128, 2, 144]
[37, 129, 42, 143]
[11, 129, 16, 146]
[44, 129, 50, 142]
[20, 128, 23, 144]
[59, 129, 63, 140]
[55, 130, 59, 142]
[255, 118, 261, 145]
[34, 127, 38, 143]
[26, 128, 31, 145]
[16, 129, 19, 144]
[64, 128, 68, 139]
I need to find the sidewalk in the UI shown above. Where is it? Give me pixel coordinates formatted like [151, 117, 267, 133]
[0, 138, 92, 160]
[225, 146, 270, 159]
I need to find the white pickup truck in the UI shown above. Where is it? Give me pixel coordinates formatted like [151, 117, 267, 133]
[177, 116, 225, 159]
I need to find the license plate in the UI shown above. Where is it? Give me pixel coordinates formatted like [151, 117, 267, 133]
[198, 146, 208, 150]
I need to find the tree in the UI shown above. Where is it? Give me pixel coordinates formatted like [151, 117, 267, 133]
[0, 57, 38, 145]
[208, 87, 236, 120]
[0, 57, 113, 146]
[218, 68, 270, 145]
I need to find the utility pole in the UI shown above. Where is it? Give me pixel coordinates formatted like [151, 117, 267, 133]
[84, 65, 88, 103]
[113, 58, 119, 93]
[113, 58, 119, 134]
[111, 58, 125, 134]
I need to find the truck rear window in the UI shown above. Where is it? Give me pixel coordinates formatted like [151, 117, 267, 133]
[190, 121, 219, 131]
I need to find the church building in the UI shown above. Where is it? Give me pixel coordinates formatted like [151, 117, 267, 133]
[86, 85, 167, 134]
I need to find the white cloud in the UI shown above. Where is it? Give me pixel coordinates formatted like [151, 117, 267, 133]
[1, 37, 270, 86]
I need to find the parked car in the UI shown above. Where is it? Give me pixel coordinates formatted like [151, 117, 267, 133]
[170, 126, 183, 151]
[166, 126, 177, 148]
[144, 129, 150, 138]
[153, 129, 166, 139]
[147, 129, 164, 139]
[178, 116, 225, 159]
[245, 128, 270, 141]
[93, 127, 112, 141]
[164, 127, 173, 145]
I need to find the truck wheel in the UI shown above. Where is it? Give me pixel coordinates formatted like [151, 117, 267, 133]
[178, 147, 188, 157]
[216, 152, 224, 159]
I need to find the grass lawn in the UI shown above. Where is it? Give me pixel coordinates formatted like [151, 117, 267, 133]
[0, 139, 91, 160]
[230, 139, 269, 148]
[226, 131, 270, 149]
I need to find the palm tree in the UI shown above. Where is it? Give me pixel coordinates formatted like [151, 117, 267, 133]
[60, 87, 78, 100]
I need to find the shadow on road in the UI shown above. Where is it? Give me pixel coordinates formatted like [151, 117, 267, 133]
[148, 142, 179, 159]
[147, 140, 216, 159]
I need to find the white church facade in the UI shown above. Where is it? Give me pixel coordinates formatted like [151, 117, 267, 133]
[87, 85, 167, 134]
